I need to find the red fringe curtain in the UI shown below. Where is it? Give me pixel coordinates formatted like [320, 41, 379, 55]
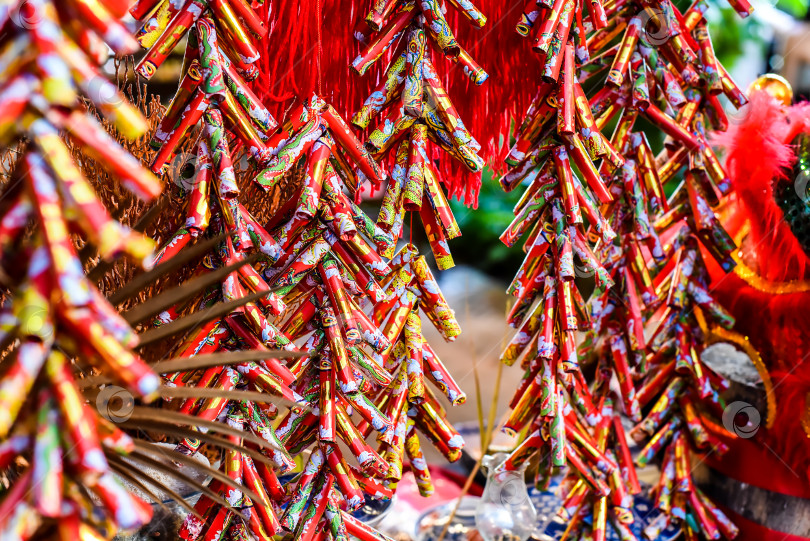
[251, 1, 545, 206]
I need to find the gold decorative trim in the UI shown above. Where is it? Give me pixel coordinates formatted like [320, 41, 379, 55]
[732, 221, 810, 294]
[801, 393, 810, 439]
[706, 326, 776, 429]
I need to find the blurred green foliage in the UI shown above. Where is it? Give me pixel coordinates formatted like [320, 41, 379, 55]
[448, 170, 526, 279]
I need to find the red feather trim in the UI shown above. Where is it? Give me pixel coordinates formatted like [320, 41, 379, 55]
[711, 90, 810, 282]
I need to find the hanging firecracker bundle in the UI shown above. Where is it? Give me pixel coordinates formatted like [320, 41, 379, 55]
[0, 0, 173, 537]
[349, 0, 489, 269]
[129, 3, 469, 540]
[495, 0, 750, 537]
[148, 91, 468, 539]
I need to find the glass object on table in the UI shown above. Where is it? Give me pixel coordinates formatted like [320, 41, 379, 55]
[474, 453, 537, 541]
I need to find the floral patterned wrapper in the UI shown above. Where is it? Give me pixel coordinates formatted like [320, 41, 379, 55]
[136, 0, 205, 79]
[351, 2, 418, 75]
[353, 52, 407, 129]
[403, 28, 426, 117]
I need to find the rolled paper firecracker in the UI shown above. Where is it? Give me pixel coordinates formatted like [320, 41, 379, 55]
[696, 487, 739, 539]
[280, 448, 324, 530]
[45, 352, 107, 482]
[150, 89, 210, 174]
[404, 310, 426, 403]
[224, 0, 267, 37]
[403, 28, 426, 118]
[325, 497, 350, 541]
[449, 46, 489, 85]
[420, 0, 460, 57]
[500, 429, 543, 471]
[644, 103, 701, 151]
[419, 201, 455, 270]
[637, 359, 677, 409]
[423, 161, 461, 239]
[405, 421, 434, 497]
[294, 472, 334, 541]
[239, 402, 294, 470]
[636, 416, 683, 468]
[633, 377, 686, 441]
[566, 442, 609, 496]
[422, 59, 479, 151]
[136, 0, 205, 79]
[346, 198, 396, 255]
[534, 0, 567, 53]
[504, 369, 541, 434]
[412, 410, 463, 463]
[324, 446, 364, 511]
[32, 393, 62, 517]
[320, 308, 358, 395]
[318, 358, 337, 444]
[446, 0, 487, 27]
[609, 333, 640, 421]
[378, 139, 409, 234]
[571, 83, 605, 159]
[500, 181, 558, 247]
[256, 118, 324, 190]
[404, 124, 427, 210]
[558, 44, 576, 136]
[52, 108, 160, 201]
[130, 0, 163, 20]
[593, 496, 608, 541]
[422, 343, 465, 405]
[411, 256, 460, 340]
[366, 0, 399, 30]
[565, 133, 612, 203]
[322, 105, 385, 183]
[367, 104, 417, 156]
[352, 3, 418, 75]
[677, 395, 710, 448]
[353, 52, 407, 129]
[517, 0, 542, 35]
[565, 422, 616, 475]
[209, 0, 260, 64]
[628, 50, 649, 110]
[541, 0, 575, 81]
[343, 390, 393, 437]
[342, 510, 397, 541]
[93, 472, 154, 530]
[336, 404, 388, 473]
[345, 231, 393, 280]
[350, 345, 394, 387]
[242, 455, 281, 535]
[319, 258, 362, 344]
[673, 432, 694, 494]
[545, 394, 566, 467]
[69, 0, 139, 55]
[551, 147, 581, 225]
